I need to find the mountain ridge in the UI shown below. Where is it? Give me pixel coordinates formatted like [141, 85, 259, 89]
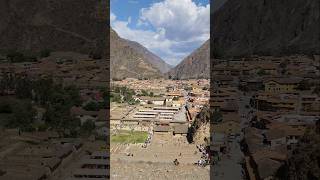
[167, 40, 210, 80]
[110, 28, 169, 80]
[125, 40, 172, 74]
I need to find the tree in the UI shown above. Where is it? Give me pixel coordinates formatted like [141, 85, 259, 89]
[110, 93, 121, 103]
[33, 78, 54, 105]
[141, 89, 149, 96]
[84, 101, 100, 111]
[81, 120, 96, 134]
[39, 49, 51, 58]
[257, 69, 267, 76]
[211, 111, 222, 123]
[6, 50, 37, 62]
[64, 85, 82, 106]
[296, 80, 311, 90]
[0, 99, 12, 113]
[313, 86, 320, 96]
[6, 51, 24, 62]
[15, 77, 32, 99]
[61, 116, 81, 137]
[6, 100, 36, 132]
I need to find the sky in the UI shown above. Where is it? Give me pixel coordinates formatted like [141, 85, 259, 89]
[110, 0, 210, 66]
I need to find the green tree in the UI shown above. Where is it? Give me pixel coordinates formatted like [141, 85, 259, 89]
[6, 100, 36, 131]
[110, 92, 121, 103]
[81, 120, 96, 135]
[141, 90, 149, 96]
[15, 77, 32, 99]
[84, 101, 100, 111]
[39, 49, 51, 58]
[257, 69, 267, 76]
[64, 85, 82, 106]
[211, 111, 222, 123]
[296, 80, 311, 90]
[6, 51, 24, 62]
[61, 116, 81, 137]
[172, 96, 179, 101]
[313, 85, 320, 96]
[33, 78, 54, 105]
[102, 89, 109, 107]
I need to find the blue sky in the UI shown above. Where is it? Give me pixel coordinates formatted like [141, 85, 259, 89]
[111, 0, 210, 66]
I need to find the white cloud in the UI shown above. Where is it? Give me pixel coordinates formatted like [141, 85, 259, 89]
[139, 0, 210, 41]
[110, 0, 209, 66]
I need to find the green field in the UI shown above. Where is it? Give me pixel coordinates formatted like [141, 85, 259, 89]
[111, 130, 148, 144]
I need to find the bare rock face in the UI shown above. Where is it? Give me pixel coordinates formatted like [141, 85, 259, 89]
[212, 0, 320, 57]
[110, 29, 165, 80]
[168, 40, 210, 80]
[0, 0, 107, 56]
[125, 40, 172, 74]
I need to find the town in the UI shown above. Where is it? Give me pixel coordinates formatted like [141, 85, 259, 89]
[0, 51, 109, 179]
[210, 54, 320, 179]
[110, 78, 211, 179]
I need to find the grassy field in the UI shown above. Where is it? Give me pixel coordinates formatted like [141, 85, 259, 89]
[111, 130, 148, 144]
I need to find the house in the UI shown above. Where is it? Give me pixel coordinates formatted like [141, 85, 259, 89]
[173, 124, 189, 136]
[212, 75, 234, 88]
[138, 96, 166, 106]
[210, 132, 227, 153]
[172, 98, 185, 108]
[258, 63, 278, 75]
[239, 78, 264, 91]
[251, 149, 287, 180]
[153, 125, 171, 134]
[264, 78, 301, 93]
[264, 129, 286, 149]
[70, 106, 106, 125]
[267, 122, 306, 146]
[254, 94, 298, 111]
[212, 113, 241, 135]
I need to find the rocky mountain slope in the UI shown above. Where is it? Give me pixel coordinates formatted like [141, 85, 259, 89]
[110, 28, 165, 80]
[0, 0, 107, 57]
[212, 0, 228, 13]
[212, 0, 320, 57]
[167, 40, 209, 79]
[126, 41, 172, 74]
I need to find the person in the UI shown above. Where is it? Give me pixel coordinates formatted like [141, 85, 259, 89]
[174, 159, 179, 166]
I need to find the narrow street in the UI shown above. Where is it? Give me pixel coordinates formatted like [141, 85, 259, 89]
[211, 88, 251, 180]
[211, 140, 244, 180]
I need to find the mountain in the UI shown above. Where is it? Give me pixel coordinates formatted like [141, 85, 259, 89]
[0, 0, 107, 57]
[212, 0, 320, 57]
[167, 40, 209, 80]
[126, 41, 172, 74]
[110, 28, 166, 80]
[212, 0, 228, 13]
